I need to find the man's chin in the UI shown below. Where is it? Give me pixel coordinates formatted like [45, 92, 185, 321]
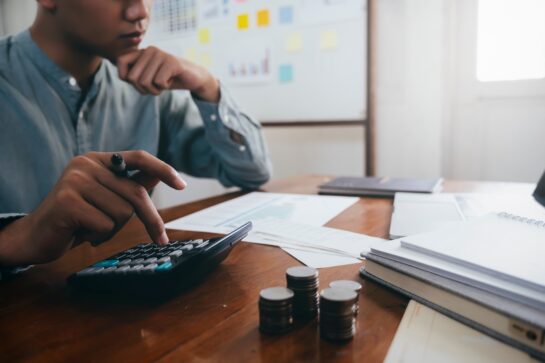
[102, 45, 140, 63]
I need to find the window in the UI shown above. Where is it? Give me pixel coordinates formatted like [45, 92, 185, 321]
[476, 0, 545, 82]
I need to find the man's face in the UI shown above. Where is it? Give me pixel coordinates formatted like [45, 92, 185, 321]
[51, 0, 153, 60]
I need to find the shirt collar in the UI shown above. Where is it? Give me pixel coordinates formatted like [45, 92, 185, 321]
[13, 29, 105, 117]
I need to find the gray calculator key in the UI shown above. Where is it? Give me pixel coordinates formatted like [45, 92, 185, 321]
[180, 244, 194, 251]
[115, 266, 131, 274]
[131, 264, 145, 271]
[142, 264, 158, 273]
[196, 241, 209, 249]
[169, 250, 183, 258]
[158, 256, 171, 264]
[191, 239, 203, 246]
[143, 257, 157, 264]
[118, 259, 132, 266]
[77, 267, 102, 276]
[101, 266, 117, 274]
[132, 258, 145, 265]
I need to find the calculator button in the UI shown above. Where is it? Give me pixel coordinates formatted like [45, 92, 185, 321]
[169, 250, 183, 258]
[77, 267, 102, 276]
[142, 264, 158, 273]
[156, 262, 173, 271]
[131, 258, 145, 265]
[180, 244, 194, 252]
[143, 257, 157, 264]
[157, 256, 171, 264]
[196, 241, 209, 249]
[115, 266, 131, 274]
[191, 239, 204, 246]
[118, 259, 132, 266]
[130, 264, 145, 273]
[100, 266, 117, 274]
[93, 260, 119, 268]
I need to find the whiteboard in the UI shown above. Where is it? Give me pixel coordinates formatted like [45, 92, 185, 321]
[144, 0, 367, 123]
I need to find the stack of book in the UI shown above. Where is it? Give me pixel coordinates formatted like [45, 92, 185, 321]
[361, 212, 545, 360]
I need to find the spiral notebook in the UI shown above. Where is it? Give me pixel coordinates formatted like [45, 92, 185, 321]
[371, 212, 545, 309]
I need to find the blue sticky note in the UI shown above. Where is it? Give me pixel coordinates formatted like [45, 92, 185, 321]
[279, 6, 293, 25]
[279, 64, 293, 83]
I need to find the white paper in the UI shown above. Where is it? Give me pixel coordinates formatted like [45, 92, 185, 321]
[253, 218, 385, 268]
[372, 231, 545, 309]
[165, 192, 370, 268]
[385, 300, 539, 363]
[165, 192, 358, 235]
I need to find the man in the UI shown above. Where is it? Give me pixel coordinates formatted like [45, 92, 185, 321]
[0, 0, 272, 271]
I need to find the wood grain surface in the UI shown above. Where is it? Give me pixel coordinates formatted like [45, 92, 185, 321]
[0, 175, 535, 363]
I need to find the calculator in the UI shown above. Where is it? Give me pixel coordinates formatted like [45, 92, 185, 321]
[68, 222, 252, 297]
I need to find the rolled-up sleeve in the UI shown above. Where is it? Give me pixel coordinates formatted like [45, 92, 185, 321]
[158, 82, 272, 189]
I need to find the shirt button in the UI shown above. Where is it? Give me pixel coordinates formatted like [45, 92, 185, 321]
[210, 114, 217, 121]
[68, 77, 77, 87]
[239, 145, 246, 152]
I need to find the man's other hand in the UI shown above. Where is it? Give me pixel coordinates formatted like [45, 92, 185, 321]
[116, 47, 220, 102]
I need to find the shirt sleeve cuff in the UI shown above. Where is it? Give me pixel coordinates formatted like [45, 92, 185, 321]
[0, 213, 31, 281]
[192, 81, 260, 133]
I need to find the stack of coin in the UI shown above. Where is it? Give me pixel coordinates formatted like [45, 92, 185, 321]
[259, 287, 294, 334]
[319, 287, 358, 341]
[286, 266, 320, 320]
[330, 280, 362, 315]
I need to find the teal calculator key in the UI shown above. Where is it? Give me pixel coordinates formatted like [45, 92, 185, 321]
[156, 262, 173, 271]
[93, 260, 119, 268]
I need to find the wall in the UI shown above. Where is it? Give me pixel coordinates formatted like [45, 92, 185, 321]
[0, 0, 35, 35]
[374, 0, 448, 179]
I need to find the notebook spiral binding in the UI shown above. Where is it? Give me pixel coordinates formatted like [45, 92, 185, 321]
[498, 212, 545, 228]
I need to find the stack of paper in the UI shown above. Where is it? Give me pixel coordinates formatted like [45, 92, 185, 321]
[166, 192, 385, 268]
[363, 212, 545, 359]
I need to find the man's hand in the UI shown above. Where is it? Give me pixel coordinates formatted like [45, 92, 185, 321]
[116, 47, 220, 102]
[0, 151, 186, 266]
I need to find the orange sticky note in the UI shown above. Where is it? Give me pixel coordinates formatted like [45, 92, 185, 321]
[257, 9, 270, 27]
[237, 14, 249, 30]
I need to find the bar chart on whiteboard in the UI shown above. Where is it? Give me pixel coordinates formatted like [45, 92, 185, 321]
[143, 0, 367, 123]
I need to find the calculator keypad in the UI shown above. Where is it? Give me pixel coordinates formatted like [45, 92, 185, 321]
[76, 239, 209, 277]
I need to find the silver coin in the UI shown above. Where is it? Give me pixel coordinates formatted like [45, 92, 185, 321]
[320, 287, 358, 302]
[259, 286, 294, 301]
[330, 280, 362, 292]
[286, 266, 319, 279]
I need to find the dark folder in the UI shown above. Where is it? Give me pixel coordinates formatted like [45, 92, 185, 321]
[318, 176, 443, 197]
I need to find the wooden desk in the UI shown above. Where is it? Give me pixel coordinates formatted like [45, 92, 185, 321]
[0, 176, 536, 363]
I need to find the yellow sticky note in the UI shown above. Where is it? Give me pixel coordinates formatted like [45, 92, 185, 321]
[237, 14, 249, 30]
[185, 48, 197, 63]
[320, 30, 338, 51]
[257, 9, 270, 27]
[286, 32, 302, 53]
[198, 28, 210, 44]
[200, 52, 212, 68]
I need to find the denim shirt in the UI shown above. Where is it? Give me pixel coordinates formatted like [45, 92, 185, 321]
[0, 30, 272, 217]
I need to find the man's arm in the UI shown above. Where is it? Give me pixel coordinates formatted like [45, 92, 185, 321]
[116, 47, 272, 189]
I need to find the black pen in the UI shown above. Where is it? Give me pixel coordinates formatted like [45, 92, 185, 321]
[111, 153, 129, 177]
